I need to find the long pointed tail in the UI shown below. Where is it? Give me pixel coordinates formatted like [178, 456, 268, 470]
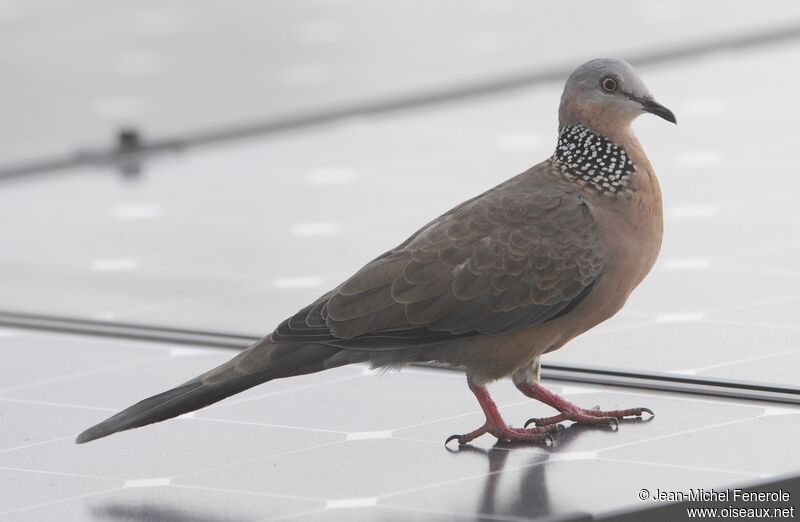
[75, 373, 260, 444]
[76, 341, 362, 444]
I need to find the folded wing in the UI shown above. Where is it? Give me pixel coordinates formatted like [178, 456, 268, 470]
[272, 165, 607, 350]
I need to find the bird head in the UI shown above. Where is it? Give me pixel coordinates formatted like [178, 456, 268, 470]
[558, 58, 676, 133]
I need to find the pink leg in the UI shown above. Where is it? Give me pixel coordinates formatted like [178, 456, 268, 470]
[445, 378, 561, 446]
[516, 382, 654, 428]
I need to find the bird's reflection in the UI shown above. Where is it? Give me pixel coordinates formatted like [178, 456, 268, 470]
[443, 417, 650, 521]
[89, 501, 250, 522]
[450, 443, 552, 519]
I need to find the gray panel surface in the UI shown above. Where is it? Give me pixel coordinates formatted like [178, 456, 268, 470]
[0, 330, 797, 520]
[4, 1, 800, 166]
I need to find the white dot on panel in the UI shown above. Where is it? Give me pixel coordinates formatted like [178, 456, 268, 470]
[306, 168, 356, 186]
[113, 203, 161, 220]
[762, 406, 800, 416]
[662, 258, 711, 271]
[326, 498, 377, 509]
[124, 477, 172, 488]
[549, 451, 598, 462]
[655, 312, 705, 323]
[280, 64, 328, 86]
[116, 51, 166, 76]
[291, 222, 340, 237]
[275, 277, 322, 289]
[91, 259, 139, 272]
[495, 132, 543, 151]
[91, 96, 142, 120]
[668, 205, 718, 220]
[676, 151, 722, 168]
[345, 430, 393, 441]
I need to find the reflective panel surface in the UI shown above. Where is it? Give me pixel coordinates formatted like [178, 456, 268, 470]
[1, 329, 798, 520]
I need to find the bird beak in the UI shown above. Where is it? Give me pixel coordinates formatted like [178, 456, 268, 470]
[629, 95, 677, 124]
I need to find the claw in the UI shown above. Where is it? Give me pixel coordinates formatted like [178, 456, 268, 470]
[525, 412, 622, 429]
[524, 417, 565, 430]
[445, 434, 463, 446]
[447, 380, 580, 447]
[515, 382, 652, 435]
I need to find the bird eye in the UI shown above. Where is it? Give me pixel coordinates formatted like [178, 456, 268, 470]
[601, 77, 617, 92]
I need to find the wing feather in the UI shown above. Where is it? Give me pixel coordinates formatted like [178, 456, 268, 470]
[271, 162, 607, 350]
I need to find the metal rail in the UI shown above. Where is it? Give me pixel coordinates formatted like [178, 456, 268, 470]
[2, 310, 798, 406]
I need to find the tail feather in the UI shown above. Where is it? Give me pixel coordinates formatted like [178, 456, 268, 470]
[75, 373, 264, 444]
[75, 341, 367, 444]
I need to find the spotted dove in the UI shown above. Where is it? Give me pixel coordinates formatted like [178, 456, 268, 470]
[77, 58, 675, 446]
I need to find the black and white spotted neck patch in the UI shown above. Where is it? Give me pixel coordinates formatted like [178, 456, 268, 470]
[552, 124, 636, 195]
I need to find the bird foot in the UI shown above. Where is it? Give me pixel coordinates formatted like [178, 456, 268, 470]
[445, 421, 562, 447]
[524, 406, 654, 428]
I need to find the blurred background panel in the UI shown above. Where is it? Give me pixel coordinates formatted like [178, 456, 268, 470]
[1, 0, 800, 387]
[3, 0, 800, 163]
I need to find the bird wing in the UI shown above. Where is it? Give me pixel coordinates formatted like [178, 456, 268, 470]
[271, 162, 607, 350]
